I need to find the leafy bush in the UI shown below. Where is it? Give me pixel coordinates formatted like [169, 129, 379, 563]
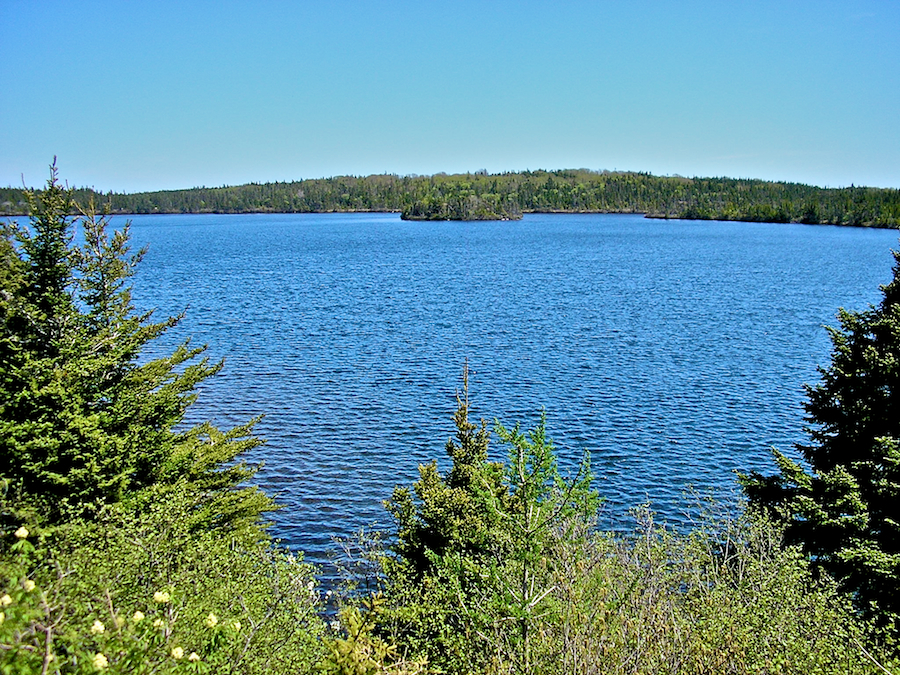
[380, 370, 596, 673]
[528, 505, 886, 675]
[0, 501, 328, 673]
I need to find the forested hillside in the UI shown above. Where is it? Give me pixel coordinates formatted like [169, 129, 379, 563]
[3, 169, 899, 227]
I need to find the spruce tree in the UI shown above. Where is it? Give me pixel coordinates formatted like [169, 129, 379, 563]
[386, 367, 506, 575]
[743, 246, 900, 624]
[382, 367, 597, 672]
[0, 163, 268, 527]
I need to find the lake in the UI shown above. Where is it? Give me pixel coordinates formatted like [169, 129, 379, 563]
[119, 212, 899, 570]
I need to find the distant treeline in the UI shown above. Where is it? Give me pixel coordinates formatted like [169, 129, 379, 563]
[3, 169, 899, 227]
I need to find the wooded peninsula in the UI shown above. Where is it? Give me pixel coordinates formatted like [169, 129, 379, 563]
[2, 168, 899, 226]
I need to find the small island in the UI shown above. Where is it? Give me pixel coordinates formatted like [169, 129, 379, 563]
[401, 193, 523, 221]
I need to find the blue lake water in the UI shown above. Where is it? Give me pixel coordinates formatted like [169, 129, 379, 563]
[118, 212, 899, 569]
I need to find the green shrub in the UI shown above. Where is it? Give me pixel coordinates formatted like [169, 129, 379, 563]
[380, 369, 596, 673]
[0, 490, 328, 674]
[525, 505, 888, 674]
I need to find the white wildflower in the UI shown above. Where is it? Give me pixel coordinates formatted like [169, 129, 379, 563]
[14, 526, 28, 539]
[91, 620, 105, 634]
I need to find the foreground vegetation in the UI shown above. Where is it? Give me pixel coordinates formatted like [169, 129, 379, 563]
[2, 166, 899, 672]
[3, 168, 900, 227]
[363, 387, 890, 674]
[744, 245, 900, 631]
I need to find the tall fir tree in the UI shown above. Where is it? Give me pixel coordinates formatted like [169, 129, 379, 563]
[0, 163, 270, 527]
[742, 246, 900, 625]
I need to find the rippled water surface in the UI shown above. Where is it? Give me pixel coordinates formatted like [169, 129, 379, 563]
[122, 212, 899, 568]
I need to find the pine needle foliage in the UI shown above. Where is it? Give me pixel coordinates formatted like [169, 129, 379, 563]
[743, 245, 900, 628]
[0, 162, 268, 528]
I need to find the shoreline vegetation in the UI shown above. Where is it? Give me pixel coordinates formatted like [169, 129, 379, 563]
[2, 168, 900, 226]
[4, 165, 900, 672]
[401, 193, 522, 221]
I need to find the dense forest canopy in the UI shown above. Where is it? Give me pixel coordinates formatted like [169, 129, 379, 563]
[2, 168, 899, 227]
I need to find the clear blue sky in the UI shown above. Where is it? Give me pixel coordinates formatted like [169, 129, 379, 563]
[2, 0, 898, 192]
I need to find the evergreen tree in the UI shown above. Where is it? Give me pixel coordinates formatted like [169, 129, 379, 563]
[0, 163, 268, 527]
[382, 367, 597, 672]
[742, 246, 900, 625]
[386, 366, 506, 574]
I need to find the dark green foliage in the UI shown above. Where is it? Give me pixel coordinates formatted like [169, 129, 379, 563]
[0, 163, 267, 526]
[381, 374, 506, 671]
[401, 190, 522, 221]
[4, 169, 899, 227]
[743, 247, 900, 626]
[386, 370, 505, 575]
